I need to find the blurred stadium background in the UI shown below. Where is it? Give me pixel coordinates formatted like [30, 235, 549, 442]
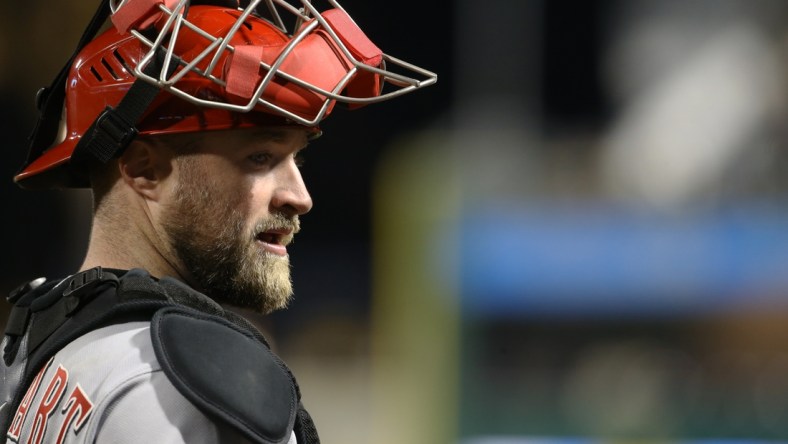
[4, 0, 788, 443]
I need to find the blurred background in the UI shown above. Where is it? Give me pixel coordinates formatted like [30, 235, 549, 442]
[4, 0, 788, 443]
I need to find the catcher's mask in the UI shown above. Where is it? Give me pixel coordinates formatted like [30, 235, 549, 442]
[15, 0, 437, 189]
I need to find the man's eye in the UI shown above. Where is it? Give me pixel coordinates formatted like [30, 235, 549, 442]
[249, 153, 272, 165]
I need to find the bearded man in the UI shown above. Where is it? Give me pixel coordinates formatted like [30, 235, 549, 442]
[0, 1, 436, 442]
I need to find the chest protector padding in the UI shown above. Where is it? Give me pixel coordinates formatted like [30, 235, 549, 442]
[152, 306, 297, 444]
[0, 267, 320, 444]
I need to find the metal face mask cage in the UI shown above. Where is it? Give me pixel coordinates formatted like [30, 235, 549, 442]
[14, 0, 437, 189]
[109, 0, 438, 126]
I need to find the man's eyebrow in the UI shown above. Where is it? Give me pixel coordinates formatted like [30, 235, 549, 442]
[255, 129, 286, 140]
[252, 128, 311, 143]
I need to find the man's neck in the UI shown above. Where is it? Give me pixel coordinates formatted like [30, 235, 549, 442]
[80, 208, 183, 283]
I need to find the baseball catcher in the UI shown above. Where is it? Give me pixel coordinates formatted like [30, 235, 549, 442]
[1, 0, 435, 442]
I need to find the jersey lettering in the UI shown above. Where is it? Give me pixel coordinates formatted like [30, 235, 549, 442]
[7, 358, 53, 442]
[8, 362, 96, 443]
[26, 364, 68, 444]
[54, 384, 93, 444]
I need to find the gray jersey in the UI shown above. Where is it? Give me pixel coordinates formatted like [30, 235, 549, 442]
[5, 322, 297, 444]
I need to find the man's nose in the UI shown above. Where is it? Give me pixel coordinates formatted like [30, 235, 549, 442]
[271, 159, 313, 216]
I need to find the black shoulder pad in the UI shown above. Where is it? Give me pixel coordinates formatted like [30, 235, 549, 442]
[150, 307, 297, 444]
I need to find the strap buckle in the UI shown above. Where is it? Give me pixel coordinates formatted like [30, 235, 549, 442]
[62, 267, 119, 315]
[88, 107, 139, 163]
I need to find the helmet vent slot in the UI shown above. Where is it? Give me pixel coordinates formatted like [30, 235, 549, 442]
[90, 66, 103, 82]
[101, 58, 120, 81]
[113, 50, 131, 73]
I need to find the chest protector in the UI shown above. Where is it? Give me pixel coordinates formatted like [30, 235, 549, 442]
[0, 267, 320, 444]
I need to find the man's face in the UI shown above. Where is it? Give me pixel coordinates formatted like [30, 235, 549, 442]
[159, 127, 313, 313]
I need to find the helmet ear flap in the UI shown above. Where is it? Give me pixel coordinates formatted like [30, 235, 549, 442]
[70, 52, 174, 170]
[18, 0, 114, 188]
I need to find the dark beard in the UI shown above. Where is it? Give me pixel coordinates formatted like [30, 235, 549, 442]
[160, 161, 296, 313]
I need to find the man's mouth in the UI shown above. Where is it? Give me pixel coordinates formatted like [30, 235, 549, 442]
[255, 229, 293, 256]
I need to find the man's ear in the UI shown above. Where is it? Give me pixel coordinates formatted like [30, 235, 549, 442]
[118, 138, 172, 200]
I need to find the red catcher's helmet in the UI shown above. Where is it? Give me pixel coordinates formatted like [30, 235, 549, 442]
[15, 0, 437, 189]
